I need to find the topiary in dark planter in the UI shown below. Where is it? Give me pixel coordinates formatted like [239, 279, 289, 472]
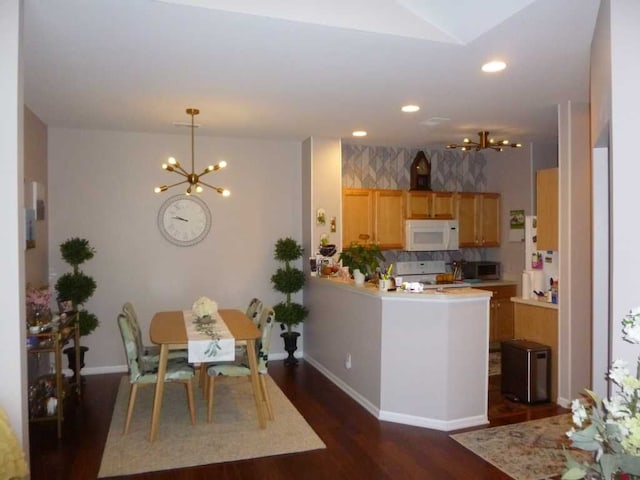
[55, 237, 98, 383]
[271, 237, 308, 366]
[281, 331, 301, 366]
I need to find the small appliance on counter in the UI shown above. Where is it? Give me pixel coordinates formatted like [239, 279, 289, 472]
[461, 261, 501, 280]
[395, 260, 471, 289]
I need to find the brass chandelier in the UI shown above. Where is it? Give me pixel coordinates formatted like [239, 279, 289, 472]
[446, 131, 522, 152]
[154, 108, 230, 196]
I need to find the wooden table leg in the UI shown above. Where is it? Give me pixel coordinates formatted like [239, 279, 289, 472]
[245, 339, 266, 429]
[150, 343, 168, 442]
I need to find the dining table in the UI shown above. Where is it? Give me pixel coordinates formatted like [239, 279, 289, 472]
[149, 308, 265, 442]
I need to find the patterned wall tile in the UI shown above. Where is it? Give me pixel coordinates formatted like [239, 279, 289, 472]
[342, 143, 491, 262]
[342, 144, 486, 192]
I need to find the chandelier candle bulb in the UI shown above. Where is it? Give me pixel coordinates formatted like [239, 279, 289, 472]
[447, 131, 522, 152]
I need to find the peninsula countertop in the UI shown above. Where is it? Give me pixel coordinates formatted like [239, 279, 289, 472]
[311, 276, 492, 300]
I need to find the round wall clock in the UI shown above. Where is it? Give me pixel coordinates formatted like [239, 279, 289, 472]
[157, 194, 212, 246]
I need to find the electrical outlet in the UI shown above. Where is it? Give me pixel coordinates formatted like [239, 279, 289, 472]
[345, 353, 352, 369]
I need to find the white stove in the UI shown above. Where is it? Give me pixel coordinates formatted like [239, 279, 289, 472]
[395, 260, 471, 289]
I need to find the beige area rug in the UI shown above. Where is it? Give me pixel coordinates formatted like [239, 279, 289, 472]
[489, 351, 501, 376]
[98, 375, 326, 478]
[451, 414, 592, 480]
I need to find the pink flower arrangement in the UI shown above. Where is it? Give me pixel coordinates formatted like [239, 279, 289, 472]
[26, 285, 51, 310]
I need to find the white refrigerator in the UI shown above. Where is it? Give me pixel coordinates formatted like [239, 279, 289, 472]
[522, 216, 558, 300]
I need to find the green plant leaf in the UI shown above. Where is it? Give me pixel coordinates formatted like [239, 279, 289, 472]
[78, 309, 99, 337]
[274, 237, 303, 262]
[271, 267, 305, 294]
[55, 272, 96, 306]
[273, 302, 308, 332]
[60, 237, 95, 268]
[56, 237, 98, 337]
[271, 237, 306, 333]
[561, 467, 587, 480]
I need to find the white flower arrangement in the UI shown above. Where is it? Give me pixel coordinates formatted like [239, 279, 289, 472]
[192, 296, 217, 319]
[564, 308, 640, 480]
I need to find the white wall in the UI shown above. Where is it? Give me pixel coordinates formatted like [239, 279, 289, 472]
[598, 0, 640, 374]
[557, 101, 592, 404]
[310, 137, 342, 255]
[48, 128, 303, 370]
[0, 0, 28, 451]
[485, 145, 533, 280]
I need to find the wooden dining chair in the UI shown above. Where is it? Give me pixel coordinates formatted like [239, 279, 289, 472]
[122, 302, 188, 371]
[205, 306, 276, 423]
[199, 298, 264, 391]
[117, 312, 196, 434]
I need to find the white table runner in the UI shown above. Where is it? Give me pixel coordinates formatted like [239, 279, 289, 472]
[183, 310, 235, 363]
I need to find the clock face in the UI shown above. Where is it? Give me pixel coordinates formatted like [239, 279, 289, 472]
[157, 194, 212, 246]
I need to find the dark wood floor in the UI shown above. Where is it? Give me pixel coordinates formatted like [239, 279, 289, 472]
[29, 360, 568, 479]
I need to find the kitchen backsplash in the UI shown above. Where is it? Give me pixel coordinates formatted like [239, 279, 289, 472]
[342, 143, 488, 264]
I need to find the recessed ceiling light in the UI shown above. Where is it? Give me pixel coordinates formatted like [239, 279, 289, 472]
[481, 60, 507, 73]
[352, 130, 367, 137]
[401, 105, 420, 113]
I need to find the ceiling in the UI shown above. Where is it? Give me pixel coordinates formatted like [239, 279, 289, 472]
[23, 0, 600, 148]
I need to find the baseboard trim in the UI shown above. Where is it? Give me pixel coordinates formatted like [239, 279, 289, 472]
[379, 410, 488, 431]
[304, 355, 380, 419]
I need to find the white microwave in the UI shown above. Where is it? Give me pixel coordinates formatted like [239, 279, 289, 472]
[404, 219, 460, 251]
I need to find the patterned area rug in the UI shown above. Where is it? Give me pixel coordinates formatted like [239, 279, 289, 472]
[489, 351, 501, 376]
[98, 375, 325, 477]
[451, 414, 592, 480]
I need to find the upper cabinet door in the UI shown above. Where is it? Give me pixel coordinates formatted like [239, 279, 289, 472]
[405, 191, 454, 219]
[374, 190, 404, 249]
[456, 193, 479, 247]
[431, 192, 455, 219]
[536, 168, 558, 251]
[342, 189, 374, 246]
[455, 192, 501, 248]
[480, 193, 500, 247]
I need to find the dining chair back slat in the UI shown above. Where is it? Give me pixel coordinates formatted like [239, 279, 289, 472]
[117, 312, 196, 434]
[205, 306, 276, 422]
[245, 298, 263, 326]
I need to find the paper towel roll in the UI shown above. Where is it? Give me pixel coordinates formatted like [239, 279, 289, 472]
[522, 272, 531, 299]
[529, 269, 545, 293]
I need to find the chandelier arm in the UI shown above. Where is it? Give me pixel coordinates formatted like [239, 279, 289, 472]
[199, 168, 215, 177]
[198, 179, 226, 194]
[167, 169, 189, 178]
[448, 131, 521, 151]
[173, 164, 191, 176]
[164, 179, 190, 190]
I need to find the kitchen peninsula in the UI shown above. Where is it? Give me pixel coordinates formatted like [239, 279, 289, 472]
[303, 276, 492, 431]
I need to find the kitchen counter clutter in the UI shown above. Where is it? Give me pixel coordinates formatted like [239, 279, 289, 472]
[511, 296, 559, 310]
[317, 275, 494, 299]
[303, 275, 492, 431]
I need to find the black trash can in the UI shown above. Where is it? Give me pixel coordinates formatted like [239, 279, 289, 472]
[501, 339, 551, 403]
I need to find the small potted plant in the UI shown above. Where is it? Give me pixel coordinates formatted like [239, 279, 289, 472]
[55, 237, 98, 383]
[338, 242, 385, 280]
[271, 237, 308, 366]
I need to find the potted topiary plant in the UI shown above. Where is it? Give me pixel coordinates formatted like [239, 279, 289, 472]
[271, 237, 308, 366]
[338, 242, 385, 279]
[55, 237, 98, 383]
